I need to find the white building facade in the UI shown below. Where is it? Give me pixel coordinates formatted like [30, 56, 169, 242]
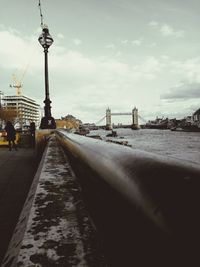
[192, 108, 200, 125]
[2, 95, 40, 129]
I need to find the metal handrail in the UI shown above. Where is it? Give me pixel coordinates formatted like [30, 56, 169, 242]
[56, 129, 200, 266]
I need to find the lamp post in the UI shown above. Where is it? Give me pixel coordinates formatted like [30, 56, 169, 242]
[38, 25, 56, 129]
[0, 91, 3, 108]
[0, 91, 3, 129]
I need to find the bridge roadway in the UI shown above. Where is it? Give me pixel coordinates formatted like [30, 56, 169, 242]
[0, 147, 38, 265]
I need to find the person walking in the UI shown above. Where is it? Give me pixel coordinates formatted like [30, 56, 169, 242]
[29, 121, 36, 148]
[5, 121, 17, 151]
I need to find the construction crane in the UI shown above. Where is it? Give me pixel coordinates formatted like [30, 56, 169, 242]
[10, 74, 23, 96]
[9, 48, 35, 96]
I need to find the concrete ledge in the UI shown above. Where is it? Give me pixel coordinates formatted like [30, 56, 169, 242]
[2, 136, 106, 267]
[1, 138, 49, 267]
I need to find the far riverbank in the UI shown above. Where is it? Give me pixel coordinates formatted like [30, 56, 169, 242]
[90, 129, 200, 165]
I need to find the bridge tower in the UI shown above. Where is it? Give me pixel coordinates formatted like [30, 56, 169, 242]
[106, 107, 112, 130]
[132, 107, 139, 129]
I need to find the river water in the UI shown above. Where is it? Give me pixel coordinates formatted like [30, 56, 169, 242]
[90, 129, 200, 165]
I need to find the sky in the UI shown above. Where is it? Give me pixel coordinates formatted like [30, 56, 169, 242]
[0, 0, 200, 124]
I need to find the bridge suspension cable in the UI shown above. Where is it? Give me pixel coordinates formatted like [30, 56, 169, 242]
[95, 116, 106, 125]
[138, 115, 147, 123]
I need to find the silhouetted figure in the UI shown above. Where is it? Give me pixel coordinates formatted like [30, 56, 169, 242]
[5, 121, 17, 151]
[29, 121, 36, 148]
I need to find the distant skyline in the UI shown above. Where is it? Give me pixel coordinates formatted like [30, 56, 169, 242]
[0, 0, 200, 123]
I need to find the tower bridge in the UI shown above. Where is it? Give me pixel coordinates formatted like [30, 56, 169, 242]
[105, 107, 139, 129]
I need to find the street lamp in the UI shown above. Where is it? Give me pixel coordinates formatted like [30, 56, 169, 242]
[38, 25, 56, 129]
[0, 91, 3, 108]
[0, 91, 3, 129]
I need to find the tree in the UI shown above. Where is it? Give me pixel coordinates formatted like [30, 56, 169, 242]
[56, 118, 79, 130]
[0, 108, 19, 125]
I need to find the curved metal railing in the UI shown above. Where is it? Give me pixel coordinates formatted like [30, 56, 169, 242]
[56, 129, 200, 266]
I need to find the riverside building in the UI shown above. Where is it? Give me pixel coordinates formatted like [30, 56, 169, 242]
[2, 95, 40, 129]
[192, 108, 200, 125]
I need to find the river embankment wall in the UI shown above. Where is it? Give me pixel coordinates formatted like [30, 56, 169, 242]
[2, 129, 200, 266]
[2, 134, 106, 267]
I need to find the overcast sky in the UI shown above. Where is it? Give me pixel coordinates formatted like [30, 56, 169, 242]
[0, 0, 200, 124]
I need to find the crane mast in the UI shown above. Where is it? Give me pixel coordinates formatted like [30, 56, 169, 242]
[10, 74, 22, 96]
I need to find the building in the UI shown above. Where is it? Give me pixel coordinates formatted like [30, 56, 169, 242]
[2, 95, 40, 129]
[56, 114, 80, 130]
[106, 107, 112, 129]
[192, 108, 200, 125]
[132, 107, 139, 128]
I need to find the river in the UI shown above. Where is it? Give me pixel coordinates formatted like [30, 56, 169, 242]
[90, 129, 200, 165]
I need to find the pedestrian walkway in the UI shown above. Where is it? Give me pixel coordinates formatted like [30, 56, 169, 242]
[2, 137, 107, 267]
[0, 147, 38, 265]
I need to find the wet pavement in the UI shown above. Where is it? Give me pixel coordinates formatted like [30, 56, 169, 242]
[0, 146, 38, 265]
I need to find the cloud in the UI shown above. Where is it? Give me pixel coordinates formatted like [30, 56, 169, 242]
[170, 57, 200, 83]
[0, 29, 41, 71]
[131, 39, 142, 46]
[57, 33, 65, 39]
[147, 42, 157, 48]
[149, 21, 184, 38]
[106, 44, 116, 49]
[0, 27, 163, 83]
[133, 56, 163, 76]
[48, 52, 164, 120]
[121, 39, 129, 45]
[72, 38, 82, 46]
[149, 21, 159, 27]
[161, 82, 200, 100]
[115, 51, 122, 57]
[118, 39, 143, 47]
[0, 25, 187, 122]
[161, 55, 169, 60]
[160, 24, 184, 38]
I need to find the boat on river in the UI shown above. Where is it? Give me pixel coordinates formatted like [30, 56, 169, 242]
[181, 125, 200, 132]
[145, 118, 169, 129]
[171, 124, 200, 132]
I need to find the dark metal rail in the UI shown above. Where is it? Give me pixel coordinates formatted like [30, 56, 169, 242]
[56, 130, 200, 267]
